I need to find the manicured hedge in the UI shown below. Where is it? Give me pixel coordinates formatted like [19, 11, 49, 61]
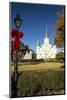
[20, 59, 44, 63]
[47, 58, 58, 62]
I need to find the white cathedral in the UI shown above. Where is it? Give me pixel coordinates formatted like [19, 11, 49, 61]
[36, 27, 57, 60]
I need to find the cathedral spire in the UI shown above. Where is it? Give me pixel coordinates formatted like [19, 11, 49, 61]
[45, 26, 48, 38]
[37, 40, 40, 46]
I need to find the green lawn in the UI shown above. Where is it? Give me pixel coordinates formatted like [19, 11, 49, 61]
[11, 62, 64, 72]
[11, 62, 65, 97]
[17, 69, 64, 97]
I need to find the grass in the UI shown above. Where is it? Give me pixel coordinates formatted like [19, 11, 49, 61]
[11, 62, 65, 97]
[11, 62, 64, 72]
[17, 69, 64, 97]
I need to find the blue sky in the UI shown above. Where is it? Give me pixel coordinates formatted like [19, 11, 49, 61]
[10, 2, 64, 52]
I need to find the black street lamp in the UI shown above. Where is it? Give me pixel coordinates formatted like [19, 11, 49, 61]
[14, 14, 22, 81]
[14, 14, 22, 29]
[12, 14, 22, 97]
[11, 14, 29, 97]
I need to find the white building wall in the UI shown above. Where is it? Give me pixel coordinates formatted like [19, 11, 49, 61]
[23, 51, 32, 59]
[36, 37, 57, 59]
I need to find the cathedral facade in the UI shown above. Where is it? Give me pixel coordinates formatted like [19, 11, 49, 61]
[36, 27, 57, 59]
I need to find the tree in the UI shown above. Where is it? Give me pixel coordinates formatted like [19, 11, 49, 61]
[56, 52, 64, 62]
[54, 10, 65, 48]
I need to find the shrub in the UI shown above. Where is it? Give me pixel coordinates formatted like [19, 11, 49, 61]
[56, 52, 64, 62]
[48, 58, 57, 62]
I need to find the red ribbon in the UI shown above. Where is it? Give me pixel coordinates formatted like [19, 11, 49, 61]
[11, 28, 24, 49]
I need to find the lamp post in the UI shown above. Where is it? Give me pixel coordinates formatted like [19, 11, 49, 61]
[11, 14, 22, 97]
[14, 14, 22, 29]
[14, 14, 22, 82]
[11, 14, 29, 97]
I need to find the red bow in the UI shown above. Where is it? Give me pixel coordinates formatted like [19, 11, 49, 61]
[11, 28, 24, 49]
